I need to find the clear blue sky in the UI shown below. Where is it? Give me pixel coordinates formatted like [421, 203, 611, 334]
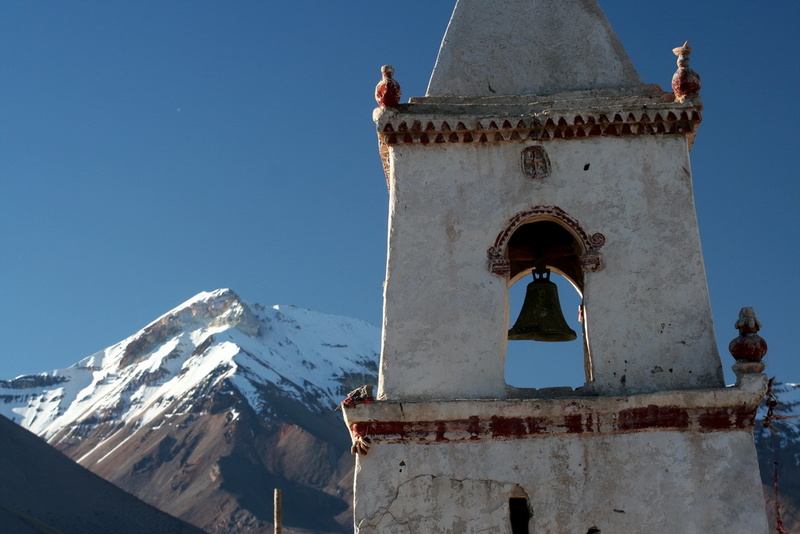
[1, 2, 797, 388]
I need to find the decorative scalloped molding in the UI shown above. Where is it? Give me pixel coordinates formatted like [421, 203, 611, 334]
[379, 110, 701, 146]
[487, 206, 605, 276]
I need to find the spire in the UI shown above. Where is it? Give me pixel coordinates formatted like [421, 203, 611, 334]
[426, 0, 643, 98]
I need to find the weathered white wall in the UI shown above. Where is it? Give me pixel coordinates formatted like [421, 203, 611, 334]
[379, 135, 723, 400]
[353, 430, 767, 533]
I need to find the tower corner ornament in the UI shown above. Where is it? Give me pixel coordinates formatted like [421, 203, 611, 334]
[375, 65, 401, 108]
[671, 41, 701, 102]
[729, 307, 767, 375]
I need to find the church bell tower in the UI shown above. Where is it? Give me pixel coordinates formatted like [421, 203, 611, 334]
[342, 1, 769, 531]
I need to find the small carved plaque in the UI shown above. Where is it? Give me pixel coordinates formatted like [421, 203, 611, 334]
[521, 146, 551, 179]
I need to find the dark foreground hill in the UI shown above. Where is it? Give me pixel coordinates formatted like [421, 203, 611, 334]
[0, 413, 204, 534]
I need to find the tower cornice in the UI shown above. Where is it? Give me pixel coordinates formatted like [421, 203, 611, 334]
[375, 85, 702, 184]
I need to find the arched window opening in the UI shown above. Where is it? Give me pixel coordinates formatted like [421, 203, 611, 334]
[506, 271, 586, 389]
[504, 220, 591, 391]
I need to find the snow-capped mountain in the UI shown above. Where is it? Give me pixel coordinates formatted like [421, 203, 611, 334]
[1, 289, 378, 440]
[0, 289, 380, 534]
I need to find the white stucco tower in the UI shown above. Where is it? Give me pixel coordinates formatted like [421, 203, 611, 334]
[343, 1, 769, 532]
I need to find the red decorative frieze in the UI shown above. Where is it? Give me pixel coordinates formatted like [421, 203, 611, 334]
[348, 403, 759, 445]
[488, 206, 605, 275]
[377, 108, 701, 147]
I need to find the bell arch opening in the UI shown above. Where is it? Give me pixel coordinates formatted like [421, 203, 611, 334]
[503, 220, 593, 391]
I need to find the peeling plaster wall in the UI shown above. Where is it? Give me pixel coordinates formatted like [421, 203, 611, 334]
[353, 430, 767, 533]
[379, 135, 723, 400]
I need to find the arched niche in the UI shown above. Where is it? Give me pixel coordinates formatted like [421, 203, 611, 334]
[488, 206, 605, 279]
[491, 207, 605, 391]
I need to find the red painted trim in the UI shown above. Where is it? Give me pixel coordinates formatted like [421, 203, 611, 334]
[350, 404, 757, 444]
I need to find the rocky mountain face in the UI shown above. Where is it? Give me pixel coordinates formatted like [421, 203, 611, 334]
[0, 289, 797, 532]
[1, 289, 379, 533]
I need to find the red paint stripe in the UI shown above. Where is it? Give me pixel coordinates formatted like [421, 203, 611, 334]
[350, 405, 757, 444]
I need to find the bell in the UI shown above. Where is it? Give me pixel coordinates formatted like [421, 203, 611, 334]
[508, 269, 577, 342]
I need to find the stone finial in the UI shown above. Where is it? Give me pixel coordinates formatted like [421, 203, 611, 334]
[375, 65, 402, 108]
[729, 307, 767, 375]
[671, 41, 701, 102]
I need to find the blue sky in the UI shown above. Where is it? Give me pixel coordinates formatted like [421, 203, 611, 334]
[1, 2, 798, 388]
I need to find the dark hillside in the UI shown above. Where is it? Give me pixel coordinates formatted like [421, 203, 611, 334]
[0, 414, 205, 534]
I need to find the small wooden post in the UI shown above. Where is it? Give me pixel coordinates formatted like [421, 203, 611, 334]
[274, 488, 282, 534]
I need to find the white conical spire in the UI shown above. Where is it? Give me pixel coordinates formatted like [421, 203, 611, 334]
[426, 0, 643, 98]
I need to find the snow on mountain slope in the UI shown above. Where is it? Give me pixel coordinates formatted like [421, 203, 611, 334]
[755, 382, 800, 532]
[757, 382, 800, 465]
[0, 289, 380, 442]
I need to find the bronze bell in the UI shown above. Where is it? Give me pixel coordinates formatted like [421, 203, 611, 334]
[508, 268, 577, 342]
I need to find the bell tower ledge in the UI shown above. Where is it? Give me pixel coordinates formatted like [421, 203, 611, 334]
[374, 84, 701, 181]
[344, 373, 766, 445]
